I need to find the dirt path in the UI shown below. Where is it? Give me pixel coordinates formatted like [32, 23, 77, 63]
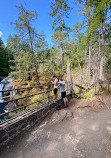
[1, 98, 111, 158]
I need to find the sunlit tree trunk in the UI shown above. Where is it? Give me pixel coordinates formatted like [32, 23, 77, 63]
[99, 10, 107, 80]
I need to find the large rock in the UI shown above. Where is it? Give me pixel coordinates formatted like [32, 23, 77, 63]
[2, 77, 17, 113]
[3, 77, 15, 96]
[49, 109, 73, 125]
[0, 76, 4, 83]
[4, 101, 17, 112]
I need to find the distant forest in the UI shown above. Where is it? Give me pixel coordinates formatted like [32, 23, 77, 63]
[0, 0, 111, 84]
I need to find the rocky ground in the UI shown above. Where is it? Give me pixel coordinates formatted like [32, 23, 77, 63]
[0, 95, 111, 158]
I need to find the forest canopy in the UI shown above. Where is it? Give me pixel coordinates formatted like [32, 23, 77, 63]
[0, 0, 111, 84]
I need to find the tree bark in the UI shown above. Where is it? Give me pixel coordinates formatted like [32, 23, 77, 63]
[61, 47, 64, 71]
[99, 13, 106, 80]
[89, 43, 91, 82]
[67, 57, 72, 94]
[28, 29, 40, 84]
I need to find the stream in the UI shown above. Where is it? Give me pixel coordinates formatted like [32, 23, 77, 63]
[0, 78, 7, 116]
[0, 78, 5, 103]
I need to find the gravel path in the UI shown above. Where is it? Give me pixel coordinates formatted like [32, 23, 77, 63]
[1, 102, 111, 158]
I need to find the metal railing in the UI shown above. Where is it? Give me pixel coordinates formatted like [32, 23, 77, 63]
[0, 80, 110, 124]
[72, 80, 111, 96]
[0, 84, 54, 123]
[0, 82, 72, 124]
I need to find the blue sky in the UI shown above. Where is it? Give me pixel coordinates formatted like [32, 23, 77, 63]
[0, 0, 83, 46]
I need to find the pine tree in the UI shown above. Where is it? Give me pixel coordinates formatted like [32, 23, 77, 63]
[11, 4, 40, 84]
[75, 0, 111, 82]
[49, 0, 72, 70]
[6, 35, 34, 80]
[0, 38, 10, 76]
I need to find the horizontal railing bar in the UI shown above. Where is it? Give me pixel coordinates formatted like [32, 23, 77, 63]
[0, 88, 53, 105]
[0, 95, 54, 117]
[1, 81, 110, 93]
[0, 81, 9, 84]
[0, 97, 54, 125]
[0, 95, 11, 99]
[0, 85, 72, 123]
[0, 99, 54, 125]
[0, 83, 52, 93]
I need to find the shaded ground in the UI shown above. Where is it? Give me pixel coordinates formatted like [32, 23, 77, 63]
[1, 96, 111, 158]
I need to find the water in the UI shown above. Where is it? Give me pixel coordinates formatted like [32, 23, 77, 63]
[0, 78, 7, 117]
[0, 78, 5, 103]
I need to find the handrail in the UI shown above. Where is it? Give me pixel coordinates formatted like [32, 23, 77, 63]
[0, 88, 53, 105]
[0, 95, 11, 99]
[0, 95, 54, 117]
[0, 96, 54, 125]
[0, 82, 72, 124]
[0, 83, 52, 92]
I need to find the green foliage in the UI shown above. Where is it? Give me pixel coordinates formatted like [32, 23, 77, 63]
[11, 4, 41, 84]
[2, 0, 111, 86]
[52, 31, 68, 47]
[105, 55, 111, 80]
[40, 47, 59, 75]
[49, 0, 72, 31]
[0, 38, 10, 76]
[12, 4, 38, 40]
[7, 34, 33, 79]
[64, 33, 86, 69]
[81, 87, 95, 99]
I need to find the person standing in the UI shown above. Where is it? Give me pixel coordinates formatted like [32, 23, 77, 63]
[51, 75, 58, 103]
[58, 78, 69, 107]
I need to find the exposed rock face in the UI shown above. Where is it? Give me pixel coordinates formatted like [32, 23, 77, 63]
[2, 77, 17, 112]
[4, 101, 17, 112]
[48, 109, 73, 125]
[0, 76, 4, 83]
[3, 77, 15, 96]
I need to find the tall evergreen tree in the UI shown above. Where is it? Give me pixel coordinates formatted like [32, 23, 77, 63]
[6, 35, 34, 80]
[11, 4, 40, 84]
[75, 0, 111, 82]
[49, 0, 72, 70]
[0, 38, 10, 76]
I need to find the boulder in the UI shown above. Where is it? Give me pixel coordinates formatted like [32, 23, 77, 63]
[49, 109, 73, 125]
[3, 77, 15, 96]
[4, 101, 17, 113]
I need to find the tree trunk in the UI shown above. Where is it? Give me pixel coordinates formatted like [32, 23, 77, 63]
[78, 63, 82, 85]
[99, 16, 106, 80]
[61, 47, 64, 71]
[60, 5, 64, 71]
[29, 30, 40, 84]
[98, 26, 101, 56]
[89, 44, 91, 82]
[67, 57, 72, 94]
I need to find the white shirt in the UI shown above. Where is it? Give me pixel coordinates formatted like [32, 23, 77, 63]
[54, 78, 58, 89]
